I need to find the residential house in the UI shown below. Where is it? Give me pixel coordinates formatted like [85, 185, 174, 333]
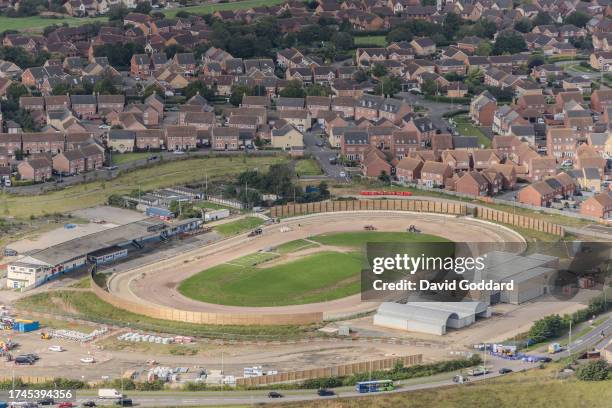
[17, 158, 52, 182]
[420, 161, 452, 187]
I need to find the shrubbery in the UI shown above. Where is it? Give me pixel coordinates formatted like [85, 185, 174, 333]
[300, 355, 482, 389]
[576, 360, 610, 381]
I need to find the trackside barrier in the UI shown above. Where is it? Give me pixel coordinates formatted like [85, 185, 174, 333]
[474, 207, 565, 237]
[269, 200, 467, 218]
[90, 277, 323, 326]
[236, 354, 423, 386]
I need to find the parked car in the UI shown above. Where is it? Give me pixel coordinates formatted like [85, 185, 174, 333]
[115, 398, 132, 407]
[48, 345, 64, 352]
[498, 368, 513, 374]
[80, 356, 95, 364]
[82, 401, 96, 407]
[59, 403, 74, 408]
[268, 391, 283, 398]
[317, 389, 335, 396]
[38, 398, 54, 405]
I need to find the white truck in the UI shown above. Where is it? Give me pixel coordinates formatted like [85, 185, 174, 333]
[98, 388, 123, 399]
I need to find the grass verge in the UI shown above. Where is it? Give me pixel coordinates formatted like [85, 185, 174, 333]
[15, 291, 318, 340]
[295, 159, 323, 176]
[2, 156, 285, 218]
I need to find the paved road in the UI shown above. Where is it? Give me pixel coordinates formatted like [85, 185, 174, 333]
[565, 316, 612, 355]
[398, 92, 468, 131]
[66, 355, 532, 407]
[302, 126, 347, 181]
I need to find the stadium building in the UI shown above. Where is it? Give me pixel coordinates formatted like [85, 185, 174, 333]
[7, 217, 202, 289]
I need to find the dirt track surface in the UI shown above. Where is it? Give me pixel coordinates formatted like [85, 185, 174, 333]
[109, 212, 524, 319]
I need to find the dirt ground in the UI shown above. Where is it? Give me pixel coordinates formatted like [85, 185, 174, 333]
[2, 327, 444, 381]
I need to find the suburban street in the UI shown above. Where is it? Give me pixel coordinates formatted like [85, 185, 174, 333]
[398, 92, 468, 131]
[302, 125, 347, 181]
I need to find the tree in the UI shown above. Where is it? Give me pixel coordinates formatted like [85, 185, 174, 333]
[51, 83, 71, 96]
[144, 84, 164, 98]
[183, 81, 214, 100]
[386, 26, 413, 43]
[527, 54, 546, 69]
[331, 32, 354, 50]
[514, 18, 532, 33]
[305, 84, 332, 96]
[164, 44, 186, 59]
[108, 5, 129, 21]
[134, 1, 152, 15]
[475, 41, 492, 56]
[375, 76, 401, 97]
[371, 63, 387, 78]
[421, 79, 438, 96]
[492, 31, 527, 55]
[442, 12, 461, 40]
[93, 77, 118, 95]
[229, 85, 251, 106]
[533, 12, 553, 27]
[94, 42, 144, 68]
[378, 170, 391, 184]
[576, 360, 610, 381]
[6, 83, 28, 102]
[527, 314, 565, 343]
[353, 69, 369, 83]
[279, 80, 306, 98]
[565, 11, 590, 28]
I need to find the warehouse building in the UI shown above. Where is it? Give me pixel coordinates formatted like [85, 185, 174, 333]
[477, 251, 558, 305]
[373, 251, 560, 335]
[374, 301, 490, 335]
[7, 217, 202, 289]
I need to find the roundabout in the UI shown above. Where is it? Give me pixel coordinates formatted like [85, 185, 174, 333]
[102, 211, 525, 325]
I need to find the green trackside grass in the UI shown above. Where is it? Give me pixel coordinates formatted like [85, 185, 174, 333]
[309, 231, 448, 247]
[295, 159, 323, 176]
[15, 291, 317, 339]
[178, 251, 362, 306]
[354, 35, 388, 46]
[214, 216, 264, 236]
[274, 239, 319, 254]
[1, 156, 285, 218]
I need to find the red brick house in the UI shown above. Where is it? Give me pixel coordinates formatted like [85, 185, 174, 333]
[580, 193, 612, 219]
[212, 127, 239, 151]
[546, 127, 577, 164]
[17, 158, 52, 182]
[164, 125, 197, 151]
[21, 133, 65, 155]
[517, 181, 556, 207]
[420, 161, 452, 187]
[470, 91, 497, 126]
[52, 149, 85, 175]
[135, 129, 163, 150]
[455, 171, 490, 196]
[361, 147, 392, 178]
[395, 157, 423, 182]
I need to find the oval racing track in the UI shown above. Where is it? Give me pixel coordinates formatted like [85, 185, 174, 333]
[106, 212, 525, 321]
